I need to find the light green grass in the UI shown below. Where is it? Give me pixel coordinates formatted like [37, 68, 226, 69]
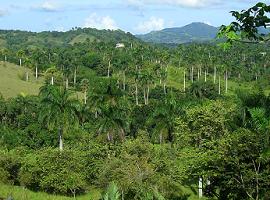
[0, 61, 43, 99]
[0, 184, 101, 200]
[0, 183, 207, 200]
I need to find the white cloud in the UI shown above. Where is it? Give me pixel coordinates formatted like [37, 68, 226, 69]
[0, 9, 8, 17]
[125, 0, 220, 8]
[203, 21, 212, 26]
[38, 1, 59, 12]
[84, 13, 118, 30]
[135, 17, 165, 33]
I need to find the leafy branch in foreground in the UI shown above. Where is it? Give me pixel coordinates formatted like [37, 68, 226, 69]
[218, 2, 270, 48]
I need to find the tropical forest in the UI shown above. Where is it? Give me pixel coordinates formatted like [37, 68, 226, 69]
[0, 1, 270, 200]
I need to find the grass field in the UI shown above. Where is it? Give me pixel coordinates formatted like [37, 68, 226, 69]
[0, 184, 102, 200]
[0, 184, 208, 200]
[0, 61, 43, 99]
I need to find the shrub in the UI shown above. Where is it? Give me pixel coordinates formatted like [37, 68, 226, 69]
[0, 149, 22, 185]
[19, 148, 87, 196]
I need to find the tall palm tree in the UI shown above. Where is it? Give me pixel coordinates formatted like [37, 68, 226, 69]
[39, 85, 78, 150]
[80, 79, 90, 105]
[147, 93, 178, 143]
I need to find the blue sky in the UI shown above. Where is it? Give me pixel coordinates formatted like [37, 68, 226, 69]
[0, 0, 267, 34]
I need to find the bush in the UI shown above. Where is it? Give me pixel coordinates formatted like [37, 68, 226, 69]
[188, 80, 218, 99]
[0, 149, 22, 185]
[19, 148, 87, 196]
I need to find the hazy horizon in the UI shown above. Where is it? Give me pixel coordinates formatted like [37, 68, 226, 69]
[0, 0, 267, 34]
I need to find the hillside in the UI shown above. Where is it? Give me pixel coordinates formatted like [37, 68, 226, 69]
[0, 61, 42, 98]
[0, 28, 138, 49]
[136, 22, 219, 44]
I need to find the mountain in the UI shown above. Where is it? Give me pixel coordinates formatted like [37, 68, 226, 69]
[136, 22, 219, 44]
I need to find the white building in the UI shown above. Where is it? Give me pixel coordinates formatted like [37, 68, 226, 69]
[116, 43, 125, 48]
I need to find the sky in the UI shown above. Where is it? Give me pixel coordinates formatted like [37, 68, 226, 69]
[0, 0, 267, 34]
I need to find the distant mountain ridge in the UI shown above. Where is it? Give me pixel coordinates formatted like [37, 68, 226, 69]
[136, 22, 219, 44]
[136, 22, 270, 44]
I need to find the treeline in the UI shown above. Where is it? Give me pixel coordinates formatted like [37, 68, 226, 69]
[1, 79, 270, 199]
[1, 28, 270, 199]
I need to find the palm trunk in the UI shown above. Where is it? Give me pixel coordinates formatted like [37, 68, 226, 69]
[135, 83, 139, 106]
[183, 69, 186, 92]
[199, 177, 203, 198]
[51, 76, 54, 85]
[159, 133, 163, 144]
[66, 78, 69, 89]
[73, 68, 77, 86]
[144, 88, 147, 105]
[214, 66, 216, 84]
[191, 66, 194, 82]
[146, 84, 150, 105]
[59, 128, 63, 151]
[123, 70, 126, 90]
[35, 65, 38, 80]
[163, 82, 166, 95]
[107, 61, 111, 78]
[225, 70, 228, 94]
[218, 76, 221, 95]
[84, 90, 87, 105]
[26, 72, 29, 81]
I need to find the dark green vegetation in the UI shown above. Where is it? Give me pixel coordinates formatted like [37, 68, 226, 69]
[137, 22, 219, 44]
[1, 2, 270, 200]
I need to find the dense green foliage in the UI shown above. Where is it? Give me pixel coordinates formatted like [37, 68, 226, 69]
[1, 2, 270, 200]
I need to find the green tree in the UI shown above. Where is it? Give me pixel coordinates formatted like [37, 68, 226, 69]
[39, 85, 78, 150]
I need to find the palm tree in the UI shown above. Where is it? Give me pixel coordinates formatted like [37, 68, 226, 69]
[17, 49, 25, 67]
[45, 66, 58, 85]
[39, 85, 78, 150]
[96, 80, 128, 142]
[147, 93, 178, 143]
[80, 79, 90, 105]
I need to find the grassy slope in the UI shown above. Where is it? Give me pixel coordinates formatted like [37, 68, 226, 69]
[0, 184, 206, 200]
[0, 61, 43, 99]
[0, 184, 101, 200]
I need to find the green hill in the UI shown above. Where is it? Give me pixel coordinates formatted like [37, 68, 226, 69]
[0, 28, 139, 49]
[0, 61, 42, 98]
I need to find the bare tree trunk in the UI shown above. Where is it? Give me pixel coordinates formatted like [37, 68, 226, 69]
[163, 82, 166, 95]
[135, 83, 139, 106]
[218, 76, 221, 95]
[19, 58, 22, 67]
[66, 78, 69, 89]
[144, 88, 147, 105]
[84, 90, 87, 105]
[159, 133, 163, 144]
[204, 70, 207, 82]
[214, 66, 216, 84]
[225, 70, 228, 94]
[4, 55, 7, 62]
[123, 70, 126, 90]
[191, 66, 194, 83]
[197, 69, 200, 80]
[107, 61, 111, 78]
[147, 84, 150, 105]
[35, 65, 38, 80]
[199, 177, 203, 198]
[183, 69, 186, 92]
[51, 76, 54, 85]
[26, 72, 29, 81]
[73, 68, 77, 86]
[59, 128, 63, 151]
